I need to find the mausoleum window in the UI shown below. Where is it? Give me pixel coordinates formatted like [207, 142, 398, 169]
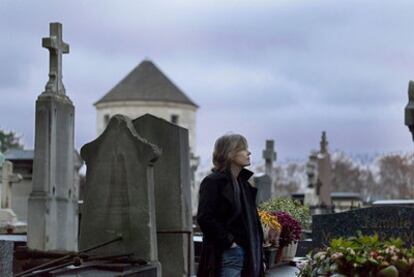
[104, 114, 110, 126]
[171, 114, 179, 124]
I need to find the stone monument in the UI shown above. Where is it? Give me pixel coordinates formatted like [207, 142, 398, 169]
[0, 160, 25, 233]
[254, 173, 272, 204]
[405, 80, 414, 140]
[313, 206, 414, 249]
[1, 161, 22, 210]
[304, 152, 320, 207]
[133, 114, 193, 277]
[80, 115, 161, 276]
[317, 131, 332, 207]
[27, 22, 78, 251]
[262, 139, 276, 196]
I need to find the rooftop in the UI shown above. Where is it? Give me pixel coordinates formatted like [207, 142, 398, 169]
[4, 149, 34, 160]
[95, 60, 198, 107]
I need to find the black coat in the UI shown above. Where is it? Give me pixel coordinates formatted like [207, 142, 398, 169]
[196, 168, 265, 277]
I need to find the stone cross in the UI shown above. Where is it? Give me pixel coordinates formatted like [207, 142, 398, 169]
[405, 80, 414, 140]
[1, 161, 22, 209]
[262, 140, 276, 177]
[42, 22, 69, 95]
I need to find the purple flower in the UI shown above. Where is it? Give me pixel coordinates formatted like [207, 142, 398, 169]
[270, 211, 302, 247]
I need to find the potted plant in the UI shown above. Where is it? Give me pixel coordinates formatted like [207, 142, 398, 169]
[271, 211, 302, 262]
[258, 210, 282, 269]
[260, 197, 309, 262]
[298, 233, 414, 277]
[259, 197, 311, 230]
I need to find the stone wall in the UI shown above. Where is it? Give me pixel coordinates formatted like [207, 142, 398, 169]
[96, 101, 197, 153]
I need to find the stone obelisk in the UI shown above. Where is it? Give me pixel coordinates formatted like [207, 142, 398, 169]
[27, 22, 78, 251]
[317, 131, 332, 207]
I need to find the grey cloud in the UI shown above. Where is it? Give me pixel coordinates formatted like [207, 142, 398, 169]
[1, 0, 414, 163]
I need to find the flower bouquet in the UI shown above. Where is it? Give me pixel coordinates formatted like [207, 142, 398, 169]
[258, 210, 282, 247]
[258, 210, 282, 269]
[259, 197, 310, 230]
[298, 233, 414, 277]
[270, 211, 302, 248]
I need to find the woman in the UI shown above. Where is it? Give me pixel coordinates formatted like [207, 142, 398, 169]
[197, 134, 264, 277]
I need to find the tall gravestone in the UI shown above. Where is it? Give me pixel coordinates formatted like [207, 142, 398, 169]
[27, 22, 78, 251]
[133, 114, 193, 277]
[262, 140, 276, 196]
[405, 80, 414, 140]
[317, 131, 332, 207]
[304, 152, 320, 207]
[80, 115, 161, 276]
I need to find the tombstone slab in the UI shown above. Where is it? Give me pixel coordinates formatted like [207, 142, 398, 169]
[313, 206, 414, 249]
[80, 115, 161, 275]
[133, 114, 193, 277]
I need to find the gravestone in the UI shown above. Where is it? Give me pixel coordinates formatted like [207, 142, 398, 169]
[317, 131, 332, 207]
[262, 140, 276, 196]
[1, 161, 22, 209]
[254, 173, 271, 204]
[313, 206, 414, 249]
[304, 152, 320, 207]
[0, 161, 25, 233]
[405, 80, 414, 140]
[133, 114, 193, 277]
[80, 115, 161, 276]
[0, 240, 13, 277]
[27, 22, 78, 251]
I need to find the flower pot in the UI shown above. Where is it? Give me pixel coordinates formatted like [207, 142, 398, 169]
[281, 241, 298, 261]
[275, 245, 284, 265]
[263, 246, 278, 269]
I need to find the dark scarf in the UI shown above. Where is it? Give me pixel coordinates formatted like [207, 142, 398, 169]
[238, 177, 261, 277]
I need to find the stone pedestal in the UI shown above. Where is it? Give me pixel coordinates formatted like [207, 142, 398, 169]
[28, 94, 77, 251]
[133, 114, 193, 277]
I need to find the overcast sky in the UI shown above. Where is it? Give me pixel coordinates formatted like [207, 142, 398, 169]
[1, 0, 414, 166]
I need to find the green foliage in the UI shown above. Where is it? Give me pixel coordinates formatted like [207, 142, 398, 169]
[0, 129, 23, 153]
[298, 233, 414, 277]
[259, 197, 310, 229]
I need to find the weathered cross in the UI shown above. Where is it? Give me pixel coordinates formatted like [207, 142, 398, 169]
[262, 140, 276, 178]
[42, 22, 69, 95]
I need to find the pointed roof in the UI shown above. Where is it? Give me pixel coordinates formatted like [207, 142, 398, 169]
[95, 60, 198, 107]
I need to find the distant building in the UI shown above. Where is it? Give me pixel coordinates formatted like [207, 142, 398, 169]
[94, 60, 199, 154]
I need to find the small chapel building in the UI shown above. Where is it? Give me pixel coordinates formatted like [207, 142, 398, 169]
[94, 60, 199, 154]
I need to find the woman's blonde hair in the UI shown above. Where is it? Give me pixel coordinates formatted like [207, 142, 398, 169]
[212, 134, 248, 171]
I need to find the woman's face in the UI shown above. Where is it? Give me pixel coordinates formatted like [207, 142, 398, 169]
[231, 148, 251, 168]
